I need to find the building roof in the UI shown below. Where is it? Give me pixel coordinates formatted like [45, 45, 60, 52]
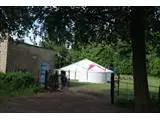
[8, 38, 53, 51]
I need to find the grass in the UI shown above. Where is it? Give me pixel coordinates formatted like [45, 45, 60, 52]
[118, 75, 160, 101]
[70, 75, 160, 91]
[0, 87, 40, 104]
[69, 80, 110, 95]
[69, 75, 160, 103]
[68, 75, 160, 111]
[0, 77, 40, 104]
[69, 81, 110, 90]
[1, 73, 159, 107]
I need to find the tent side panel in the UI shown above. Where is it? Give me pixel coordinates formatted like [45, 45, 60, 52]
[88, 72, 108, 83]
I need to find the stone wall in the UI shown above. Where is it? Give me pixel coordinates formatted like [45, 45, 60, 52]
[0, 38, 8, 73]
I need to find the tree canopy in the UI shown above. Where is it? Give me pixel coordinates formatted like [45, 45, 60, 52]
[1, 6, 160, 112]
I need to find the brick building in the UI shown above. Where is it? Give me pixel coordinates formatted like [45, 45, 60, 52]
[0, 36, 55, 83]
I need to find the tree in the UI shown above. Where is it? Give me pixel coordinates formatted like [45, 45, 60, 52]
[0, 6, 47, 41]
[69, 41, 132, 74]
[2, 6, 158, 112]
[40, 39, 71, 68]
[130, 7, 150, 112]
[43, 7, 156, 112]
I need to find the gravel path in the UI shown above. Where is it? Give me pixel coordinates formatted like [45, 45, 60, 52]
[0, 90, 132, 113]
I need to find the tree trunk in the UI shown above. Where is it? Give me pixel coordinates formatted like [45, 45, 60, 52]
[130, 7, 150, 112]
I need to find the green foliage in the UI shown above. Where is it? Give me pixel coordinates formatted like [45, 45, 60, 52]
[68, 38, 160, 76]
[40, 38, 55, 49]
[43, 7, 132, 46]
[148, 56, 160, 77]
[40, 36, 160, 76]
[0, 72, 5, 80]
[40, 7, 160, 76]
[69, 41, 132, 74]
[54, 47, 71, 68]
[3, 72, 34, 90]
[0, 72, 40, 96]
[69, 74, 160, 102]
[0, 7, 42, 38]
[40, 39, 71, 68]
[0, 80, 6, 90]
[146, 44, 160, 77]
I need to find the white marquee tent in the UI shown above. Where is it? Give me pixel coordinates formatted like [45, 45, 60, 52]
[59, 59, 113, 83]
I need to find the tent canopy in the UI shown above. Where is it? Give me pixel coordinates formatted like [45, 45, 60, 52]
[60, 58, 113, 73]
[59, 59, 113, 83]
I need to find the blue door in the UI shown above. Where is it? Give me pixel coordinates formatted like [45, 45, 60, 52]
[40, 62, 50, 85]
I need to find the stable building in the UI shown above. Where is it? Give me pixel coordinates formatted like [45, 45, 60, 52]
[0, 36, 55, 84]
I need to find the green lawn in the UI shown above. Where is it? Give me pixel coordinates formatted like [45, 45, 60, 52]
[69, 81, 110, 91]
[69, 75, 160, 102]
[118, 75, 160, 100]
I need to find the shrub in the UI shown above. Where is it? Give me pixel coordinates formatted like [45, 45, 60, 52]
[0, 72, 6, 80]
[0, 72, 41, 96]
[3, 72, 36, 90]
[31, 82, 41, 93]
[0, 80, 6, 92]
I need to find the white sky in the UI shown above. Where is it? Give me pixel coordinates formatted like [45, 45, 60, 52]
[12, 30, 42, 46]
[12, 19, 44, 46]
[24, 35, 42, 46]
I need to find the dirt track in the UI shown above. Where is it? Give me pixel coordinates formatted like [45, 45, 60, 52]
[0, 90, 132, 113]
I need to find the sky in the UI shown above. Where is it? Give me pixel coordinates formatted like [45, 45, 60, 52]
[24, 32, 42, 46]
[12, 20, 44, 46]
[12, 30, 42, 46]
[25, 36, 42, 46]
[25, 20, 44, 46]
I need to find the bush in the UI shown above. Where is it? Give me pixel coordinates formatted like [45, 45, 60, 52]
[3, 72, 36, 90]
[31, 82, 41, 93]
[0, 72, 40, 96]
[0, 80, 6, 91]
[0, 72, 6, 80]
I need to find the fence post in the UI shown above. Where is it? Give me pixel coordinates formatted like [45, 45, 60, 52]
[44, 70, 48, 89]
[57, 70, 62, 91]
[53, 70, 59, 91]
[61, 71, 66, 88]
[67, 70, 70, 86]
[111, 72, 115, 104]
[117, 73, 120, 96]
[158, 86, 160, 104]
